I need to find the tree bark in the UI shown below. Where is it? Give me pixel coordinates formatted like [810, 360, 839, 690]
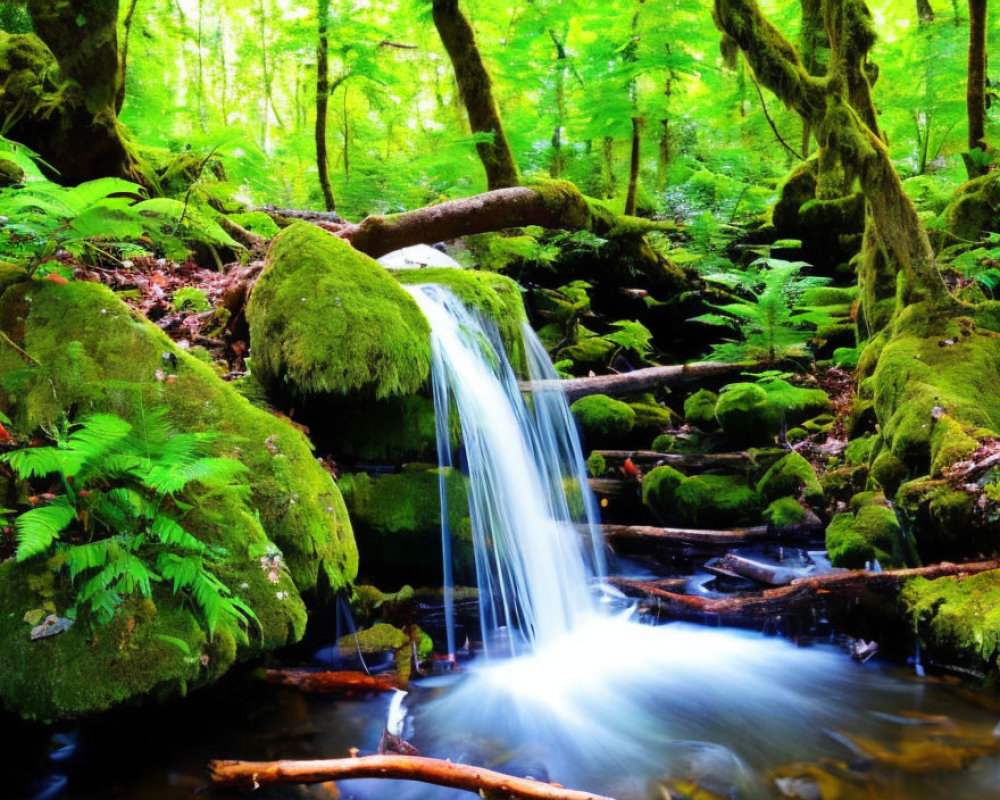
[431, 0, 519, 190]
[209, 754, 615, 800]
[116, 0, 141, 113]
[918, 0, 936, 22]
[264, 669, 401, 693]
[316, 0, 336, 210]
[624, 117, 643, 215]
[591, 448, 785, 472]
[2, 0, 145, 185]
[966, 0, 988, 176]
[597, 523, 770, 546]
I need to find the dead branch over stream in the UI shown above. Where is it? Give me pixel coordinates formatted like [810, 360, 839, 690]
[595, 523, 770, 546]
[263, 669, 401, 693]
[593, 449, 785, 471]
[208, 753, 617, 800]
[612, 560, 1000, 620]
[525, 361, 752, 402]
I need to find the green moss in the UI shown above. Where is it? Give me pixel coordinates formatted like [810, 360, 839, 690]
[0, 157, 24, 187]
[247, 223, 431, 399]
[641, 465, 687, 519]
[938, 172, 1000, 243]
[338, 622, 412, 680]
[871, 450, 907, 496]
[228, 211, 281, 239]
[785, 427, 808, 443]
[675, 474, 761, 527]
[560, 334, 616, 368]
[826, 505, 902, 569]
[974, 300, 1000, 334]
[326, 394, 443, 463]
[586, 451, 607, 478]
[715, 380, 830, 445]
[844, 435, 876, 466]
[771, 159, 817, 237]
[756, 451, 824, 505]
[570, 394, 636, 443]
[0, 278, 356, 718]
[903, 569, 1000, 676]
[764, 496, 807, 529]
[339, 467, 474, 585]
[683, 389, 719, 429]
[395, 268, 528, 372]
[799, 193, 865, 234]
[651, 431, 709, 453]
[628, 401, 677, 433]
[801, 286, 859, 306]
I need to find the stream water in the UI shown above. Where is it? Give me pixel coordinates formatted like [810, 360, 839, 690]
[5, 288, 1000, 799]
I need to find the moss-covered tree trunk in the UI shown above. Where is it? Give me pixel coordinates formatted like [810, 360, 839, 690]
[0, 0, 144, 185]
[431, 0, 519, 190]
[965, 0, 988, 176]
[624, 117, 643, 216]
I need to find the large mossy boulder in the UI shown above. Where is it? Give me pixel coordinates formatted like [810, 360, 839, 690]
[936, 171, 1000, 244]
[570, 394, 636, 445]
[825, 503, 905, 569]
[338, 466, 474, 586]
[756, 452, 823, 505]
[642, 466, 760, 527]
[715, 380, 830, 446]
[0, 273, 357, 720]
[247, 223, 432, 400]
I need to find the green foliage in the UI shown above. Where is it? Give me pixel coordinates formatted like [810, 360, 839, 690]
[1, 412, 256, 640]
[172, 287, 211, 312]
[691, 258, 837, 362]
[0, 177, 239, 271]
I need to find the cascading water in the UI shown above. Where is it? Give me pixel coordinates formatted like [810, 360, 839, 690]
[389, 286, 1000, 799]
[406, 284, 607, 656]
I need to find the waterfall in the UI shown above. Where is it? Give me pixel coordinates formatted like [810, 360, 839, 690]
[405, 284, 606, 655]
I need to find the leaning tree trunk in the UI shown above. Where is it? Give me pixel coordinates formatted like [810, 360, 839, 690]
[0, 0, 145, 185]
[624, 117, 643, 215]
[316, 0, 336, 211]
[431, 0, 519, 190]
[965, 0, 988, 176]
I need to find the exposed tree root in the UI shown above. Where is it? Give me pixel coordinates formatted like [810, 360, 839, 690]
[208, 753, 616, 800]
[611, 560, 1000, 621]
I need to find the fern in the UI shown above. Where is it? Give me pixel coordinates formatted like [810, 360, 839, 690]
[0, 412, 255, 639]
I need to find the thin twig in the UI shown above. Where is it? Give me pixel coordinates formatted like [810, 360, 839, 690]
[0, 329, 40, 366]
[749, 71, 804, 161]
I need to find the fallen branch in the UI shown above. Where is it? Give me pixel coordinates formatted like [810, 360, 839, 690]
[208, 754, 616, 800]
[593, 449, 784, 472]
[527, 361, 753, 402]
[264, 669, 401, 693]
[587, 478, 637, 496]
[611, 560, 1000, 620]
[595, 523, 769, 546]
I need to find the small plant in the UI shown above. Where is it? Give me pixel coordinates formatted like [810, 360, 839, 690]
[1, 412, 256, 640]
[691, 257, 837, 362]
[172, 287, 212, 312]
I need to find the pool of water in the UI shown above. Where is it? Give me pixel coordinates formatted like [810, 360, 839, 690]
[6, 620, 1000, 800]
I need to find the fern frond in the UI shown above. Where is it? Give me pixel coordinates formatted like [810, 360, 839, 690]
[15, 498, 75, 561]
[1, 446, 65, 479]
[149, 515, 207, 554]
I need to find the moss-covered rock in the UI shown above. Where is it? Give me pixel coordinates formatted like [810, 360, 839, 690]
[641, 465, 687, 520]
[570, 394, 635, 444]
[763, 496, 807, 529]
[0, 277, 356, 719]
[937, 171, 1000, 244]
[338, 622, 413, 680]
[586, 451, 608, 477]
[715, 380, 830, 445]
[903, 569, 1000, 678]
[628, 401, 677, 434]
[844, 435, 877, 466]
[756, 451, 824, 505]
[826, 504, 903, 569]
[247, 223, 432, 399]
[0, 157, 24, 188]
[675, 474, 761, 527]
[896, 477, 980, 561]
[683, 388, 719, 430]
[338, 466, 473, 586]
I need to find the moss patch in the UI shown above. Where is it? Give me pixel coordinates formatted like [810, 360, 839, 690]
[570, 395, 636, 444]
[826, 504, 903, 569]
[715, 380, 830, 445]
[756, 451, 824, 505]
[683, 388, 719, 430]
[247, 223, 431, 399]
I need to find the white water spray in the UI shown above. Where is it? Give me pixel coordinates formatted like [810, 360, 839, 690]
[406, 284, 605, 655]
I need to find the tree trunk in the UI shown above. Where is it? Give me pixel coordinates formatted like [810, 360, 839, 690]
[549, 28, 568, 178]
[0, 0, 145, 185]
[316, 0, 336, 211]
[116, 0, 141, 113]
[624, 117, 643, 216]
[431, 0, 519, 190]
[966, 0, 988, 176]
[918, 0, 936, 22]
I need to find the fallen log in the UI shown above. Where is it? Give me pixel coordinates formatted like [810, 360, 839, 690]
[593, 449, 785, 472]
[587, 478, 637, 496]
[263, 669, 401, 693]
[596, 523, 769, 546]
[526, 361, 753, 402]
[611, 560, 1000, 620]
[208, 754, 616, 800]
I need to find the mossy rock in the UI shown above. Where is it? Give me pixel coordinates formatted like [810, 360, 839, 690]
[844, 435, 877, 466]
[903, 569, 1000, 678]
[715, 380, 830, 446]
[247, 223, 431, 400]
[338, 467, 474, 586]
[756, 452, 824, 505]
[395, 268, 528, 372]
[771, 159, 817, 237]
[763, 496, 807, 529]
[641, 465, 687, 520]
[0, 278, 354, 719]
[683, 388, 719, 430]
[628, 401, 677, 434]
[937, 172, 1000, 244]
[570, 395, 635, 444]
[896, 477, 980, 561]
[0, 157, 24, 188]
[800, 286, 859, 307]
[825, 504, 903, 569]
[323, 394, 443, 463]
[338, 622, 413, 680]
[586, 451, 608, 478]
[651, 431, 710, 454]
[674, 474, 761, 527]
